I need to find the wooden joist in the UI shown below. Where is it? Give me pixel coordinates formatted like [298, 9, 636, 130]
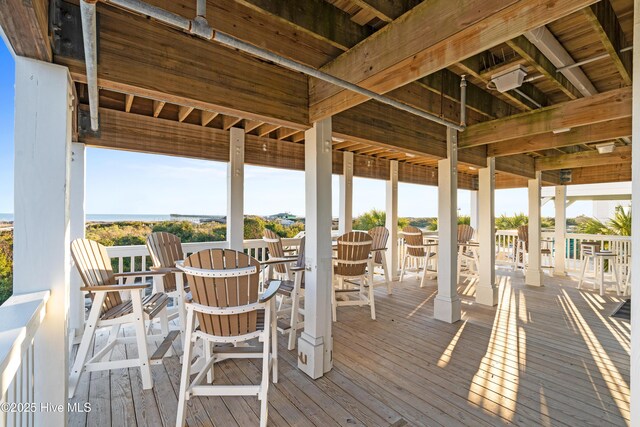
[350, 0, 420, 22]
[582, 0, 632, 85]
[569, 163, 632, 185]
[535, 146, 631, 171]
[243, 120, 262, 133]
[309, 0, 598, 121]
[257, 124, 281, 137]
[178, 106, 194, 123]
[223, 116, 242, 130]
[0, 0, 50, 61]
[153, 101, 166, 118]
[201, 110, 218, 127]
[459, 87, 632, 148]
[56, 3, 309, 128]
[506, 36, 581, 100]
[276, 127, 299, 140]
[125, 95, 135, 113]
[488, 118, 632, 157]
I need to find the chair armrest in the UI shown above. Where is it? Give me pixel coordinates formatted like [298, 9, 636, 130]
[289, 266, 305, 272]
[113, 270, 171, 279]
[370, 248, 387, 252]
[260, 280, 282, 303]
[80, 284, 150, 292]
[150, 266, 181, 273]
[260, 258, 295, 266]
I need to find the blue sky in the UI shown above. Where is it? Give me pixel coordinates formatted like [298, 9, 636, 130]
[0, 38, 591, 218]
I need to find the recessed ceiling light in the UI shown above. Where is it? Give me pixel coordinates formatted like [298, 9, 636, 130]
[406, 153, 416, 158]
[468, 166, 477, 171]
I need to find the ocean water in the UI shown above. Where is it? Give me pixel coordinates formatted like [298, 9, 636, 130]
[0, 213, 180, 222]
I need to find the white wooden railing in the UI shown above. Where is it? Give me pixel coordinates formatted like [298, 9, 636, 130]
[105, 238, 303, 281]
[0, 291, 50, 427]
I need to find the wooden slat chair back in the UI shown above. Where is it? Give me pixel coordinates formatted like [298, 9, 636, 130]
[182, 249, 261, 337]
[146, 232, 184, 292]
[517, 225, 529, 251]
[335, 232, 373, 277]
[263, 229, 289, 274]
[368, 226, 389, 264]
[457, 224, 474, 244]
[402, 226, 426, 257]
[71, 238, 122, 314]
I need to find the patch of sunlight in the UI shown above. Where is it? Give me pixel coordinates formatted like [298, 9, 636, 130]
[556, 295, 579, 334]
[437, 320, 467, 368]
[518, 292, 528, 323]
[461, 278, 477, 296]
[559, 289, 630, 418]
[538, 385, 551, 427]
[582, 292, 604, 311]
[467, 275, 525, 421]
[406, 289, 437, 318]
[578, 293, 629, 354]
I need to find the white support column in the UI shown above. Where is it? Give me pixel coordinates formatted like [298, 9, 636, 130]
[385, 160, 399, 280]
[526, 171, 544, 287]
[298, 118, 333, 378]
[338, 151, 353, 234]
[69, 142, 86, 338]
[227, 127, 245, 251]
[434, 128, 461, 323]
[554, 185, 567, 276]
[630, 1, 640, 423]
[13, 57, 73, 425]
[476, 158, 498, 306]
[469, 190, 479, 233]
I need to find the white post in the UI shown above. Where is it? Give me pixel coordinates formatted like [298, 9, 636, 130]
[526, 171, 544, 286]
[434, 128, 461, 323]
[630, 1, 640, 423]
[338, 151, 353, 234]
[554, 185, 567, 276]
[227, 127, 245, 251]
[385, 160, 399, 280]
[469, 190, 479, 233]
[476, 158, 498, 306]
[69, 142, 86, 338]
[298, 118, 333, 378]
[13, 57, 73, 425]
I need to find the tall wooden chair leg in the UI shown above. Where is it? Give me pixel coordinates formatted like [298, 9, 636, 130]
[131, 291, 153, 390]
[368, 268, 376, 320]
[260, 305, 271, 427]
[288, 283, 300, 351]
[104, 324, 121, 361]
[271, 298, 278, 383]
[399, 255, 408, 282]
[612, 260, 621, 296]
[578, 256, 588, 289]
[380, 251, 392, 295]
[204, 341, 213, 384]
[331, 278, 338, 322]
[176, 309, 195, 427]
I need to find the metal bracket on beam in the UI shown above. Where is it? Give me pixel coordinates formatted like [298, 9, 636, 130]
[78, 109, 100, 138]
[51, 0, 99, 60]
[560, 169, 572, 184]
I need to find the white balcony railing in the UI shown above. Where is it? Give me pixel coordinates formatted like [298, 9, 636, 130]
[0, 291, 50, 427]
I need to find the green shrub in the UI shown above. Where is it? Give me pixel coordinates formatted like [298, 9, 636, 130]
[352, 209, 409, 231]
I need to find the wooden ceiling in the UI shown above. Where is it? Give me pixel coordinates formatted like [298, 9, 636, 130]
[0, 0, 634, 187]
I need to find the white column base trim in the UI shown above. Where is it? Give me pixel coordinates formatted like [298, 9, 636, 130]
[297, 332, 326, 379]
[434, 295, 461, 323]
[553, 269, 567, 277]
[525, 268, 544, 287]
[475, 284, 499, 306]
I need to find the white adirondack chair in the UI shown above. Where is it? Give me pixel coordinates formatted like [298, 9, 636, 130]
[175, 249, 280, 427]
[69, 239, 176, 398]
[368, 226, 392, 294]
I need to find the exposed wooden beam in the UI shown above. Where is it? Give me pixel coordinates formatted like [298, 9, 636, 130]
[569, 163, 631, 185]
[309, 0, 597, 121]
[459, 87, 632, 148]
[276, 127, 299, 140]
[178, 106, 194, 122]
[232, 0, 372, 50]
[583, 0, 632, 85]
[244, 120, 262, 132]
[506, 36, 581, 100]
[201, 110, 218, 126]
[291, 132, 305, 143]
[223, 116, 242, 130]
[152, 101, 166, 118]
[535, 146, 631, 171]
[0, 0, 50, 61]
[488, 118, 632, 156]
[257, 124, 281, 137]
[56, 4, 309, 128]
[350, 0, 420, 22]
[125, 94, 135, 113]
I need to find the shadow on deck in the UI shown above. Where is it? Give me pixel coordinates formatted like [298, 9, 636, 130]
[69, 269, 631, 426]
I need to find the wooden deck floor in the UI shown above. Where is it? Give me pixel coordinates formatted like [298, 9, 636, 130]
[69, 270, 631, 426]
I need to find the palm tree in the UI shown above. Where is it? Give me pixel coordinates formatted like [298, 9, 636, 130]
[608, 205, 631, 236]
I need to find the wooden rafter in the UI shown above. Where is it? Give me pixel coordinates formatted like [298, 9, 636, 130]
[535, 145, 631, 171]
[506, 36, 581, 100]
[257, 124, 281, 137]
[488, 118, 631, 157]
[582, 0, 632, 85]
[459, 87, 632, 148]
[223, 116, 242, 130]
[243, 120, 262, 133]
[201, 110, 218, 127]
[125, 94, 135, 113]
[309, 0, 597, 121]
[178, 106, 194, 122]
[0, 0, 50, 61]
[276, 127, 299, 140]
[153, 100, 166, 118]
[350, 0, 420, 22]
